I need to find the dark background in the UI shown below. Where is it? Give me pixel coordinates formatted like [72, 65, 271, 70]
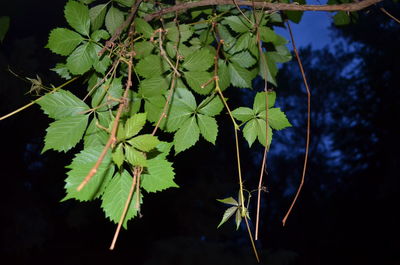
[1, 1, 399, 264]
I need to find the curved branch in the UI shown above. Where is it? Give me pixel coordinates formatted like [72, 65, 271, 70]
[145, 0, 382, 21]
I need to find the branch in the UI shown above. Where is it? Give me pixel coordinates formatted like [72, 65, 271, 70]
[145, 0, 382, 21]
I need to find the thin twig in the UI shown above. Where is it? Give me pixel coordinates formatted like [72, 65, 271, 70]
[244, 215, 260, 263]
[144, 0, 382, 21]
[109, 167, 141, 250]
[232, 0, 254, 26]
[380, 7, 400, 24]
[282, 21, 311, 226]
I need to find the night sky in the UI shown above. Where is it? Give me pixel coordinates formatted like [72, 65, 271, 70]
[1, 1, 399, 265]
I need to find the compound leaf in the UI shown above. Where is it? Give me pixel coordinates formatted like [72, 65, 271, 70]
[105, 6, 124, 35]
[46, 28, 84, 56]
[197, 114, 218, 144]
[65, 0, 90, 36]
[141, 158, 178, 193]
[182, 49, 214, 72]
[174, 115, 199, 154]
[128, 134, 160, 152]
[217, 206, 238, 228]
[66, 42, 97, 75]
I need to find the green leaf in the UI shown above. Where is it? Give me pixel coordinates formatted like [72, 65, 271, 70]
[43, 115, 89, 153]
[232, 107, 254, 122]
[105, 6, 124, 35]
[218, 60, 230, 91]
[217, 24, 236, 52]
[0, 16, 10, 42]
[198, 95, 224, 117]
[91, 77, 123, 109]
[184, 71, 214, 95]
[182, 49, 214, 72]
[230, 51, 257, 68]
[136, 55, 165, 78]
[162, 91, 193, 132]
[284, 0, 305, 24]
[46, 28, 84, 56]
[66, 42, 97, 75]
[217, 206, 238, 228]
[63, 146, 114, 202]
[128, 134, 159, 152]
[89, 4, 108, 32]
[174, 115, 199, 154]
[112, 144, 125, 168]
[222, 16, 251, 33]
[253, 91, 276, 114]
[65, 0, 90, 36]
[51, 63, 71, 80]
[134, 41, 154, 59]
[37, 89, 89, 120]
[235, 207, 242, 230]
[83, 118, 108, 148]
[125, 146, 147, 167]
[134, 18, 153, 39]
[141, 158, 178, 193]
[256, 119, 273, 147]
[217, 197, 239, 206]
[334, 11, 351, 26]
[242, 118, 258, 147]
[166, 24, 193, 43]
[197, 114, 218, 144]
[115, 0, 134, 7]
[265, 108, 292, 130]
[259, 26, 288, 46]
[228, 63, 253, 88]
[80, 0, 96, 4]
[101, 169, 140, 229]
[139, 76, 169, 97]
[91, 29, 110, 42]
[233, 32, 251, 53]
[125, 113, 147, 139]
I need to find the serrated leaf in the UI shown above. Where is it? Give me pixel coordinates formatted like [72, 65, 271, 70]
[112, 144, 124, 168]
[217, 197, 239, 206]
[184, 71, 214, 95]
[115, 0, 134, 7]
[197, 114, 218, 144]
[222, 15, 251, 33]
[101, 169, 140, 229]
[51, 63, 71, 80]
[232, 107, 254, 122]
[218, 60, 230, 91]
[134, 41, 154, 58]
[134, 17, 153, 39]
[256, 119, 273, 147]
[128, 134, 159, 152]
[66, 42, 96, 75]
[43, 115, 89, 153]
[253, 91, 276, 114]
[136, 55, 165, 78]
[83, 118, 108, 148]
[89, 4, 108, 32]
[65, 0, 90, 36]
[242, 118, 258, 147]
[37, 89, 89, 120]
[91, 77, 123, 109]
[63, 146, 114, 201]
[125, 112, 147, 138]
[91, 29, 110, 42]
[228, 63, 253, 88]
[217, 206, 238, 228]
[144, 96, 165, 123]
[166, 24, 193, 43]
[263, 108, 292, 130]
[233, 32, 251, 53]
[46, 28, 84, 56]
[174, 115, 199, 154]
[139, 76, 169, 96]
[217, 24, 236, 52]
[230, 51, 257, 68]
[125, 146, 147, 167]
[182, 49, 214, 72]
[105, 6, 124, 35]
[141, 158, 178, 193]
[198, 95, 224, 117]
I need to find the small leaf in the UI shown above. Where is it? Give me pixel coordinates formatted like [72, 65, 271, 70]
[222, 16, 251, 33]
[182, 49, 214, 72]
[43, 115, 89, 153]
[91, 29, 110, 42]
[101, 169, 140, 229]
[197, 114, 218, 144]
[83, 118, 108, 148]
[166, 23, 193, 43]
[184, 71, 214, 95]
[114, 0, 134, 7]
[230, 51, 257, 68]
[51, 63, 71, 80]
[334, 11, 351, 26]
[217, 197, 239, 206]
[37, 89, 89, 120]
[256, 119, 273, 147]
[65, 0, 91, 36]
[232, 107, 254, 123]
[217, 206, 238, 228]
[128, 134, 160, 152]
[198, 95, 224, 117]
[134, 18, 153, 39]
[174, 115, 199, 154]
[134, 41, 154, 58]
[136, 55, 165, 78]
[46, 28, 84, 56]
[63, 146, 114, 202]
[125, 146, 147, 167]
[66, 42, 97, 75]
[141, 158, 178, 193]
[105, 6, 124, 35]
[253, 91, 276, 114]
[228, 63, 253, 88]
[265, 108, 292, 130]
[89, 4, 108, 32]
[112, 144, 125, 168]
[235, 208, 242, 230]
[125, 113, 147, 139]
[242, 118, 258, 147]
